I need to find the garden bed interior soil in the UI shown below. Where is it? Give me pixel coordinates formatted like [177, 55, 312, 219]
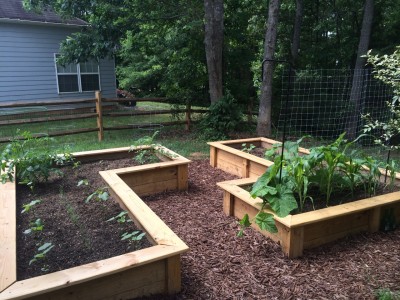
[16, 157, 153, 280]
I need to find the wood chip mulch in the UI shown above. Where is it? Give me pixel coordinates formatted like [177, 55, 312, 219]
[142, 159, 400, 300]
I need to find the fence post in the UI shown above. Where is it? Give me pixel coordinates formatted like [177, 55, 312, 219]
[185, 102, 191, 131]
[95, 91, 104, 141]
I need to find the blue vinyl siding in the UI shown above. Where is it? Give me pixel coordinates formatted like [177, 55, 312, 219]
[0, 22, 116, 102]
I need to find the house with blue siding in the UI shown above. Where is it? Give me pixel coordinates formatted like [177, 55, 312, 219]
[0, 0, 116, 103]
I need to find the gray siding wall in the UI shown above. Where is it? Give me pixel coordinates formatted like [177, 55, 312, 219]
[0, 22, 116, 103]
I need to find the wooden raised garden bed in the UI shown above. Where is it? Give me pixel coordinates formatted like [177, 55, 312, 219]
[208, 137, 309, 178]
[218, 177, 400, 258]
[211, 137, 400, 258]
[0, 146, 190, 300]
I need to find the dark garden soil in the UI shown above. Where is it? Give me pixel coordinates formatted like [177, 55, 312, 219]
[16, 158, 400, 299]
[16, 157, 152, 280]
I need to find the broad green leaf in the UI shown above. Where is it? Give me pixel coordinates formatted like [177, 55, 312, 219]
[268, 185, 298, 218]
[255, 212, 277, 233]
[99, 191, 109, 201]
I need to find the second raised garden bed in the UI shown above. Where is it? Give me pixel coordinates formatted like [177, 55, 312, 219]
[211, 137, 400, 258]
[218, 177, 400, 258]
[0, 145, 190, 300]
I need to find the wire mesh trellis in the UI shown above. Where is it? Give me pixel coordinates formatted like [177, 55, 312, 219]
[276, 68, 393, 147]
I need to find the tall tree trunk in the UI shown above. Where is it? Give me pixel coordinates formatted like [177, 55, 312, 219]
[291, 0, 303, 67]
[204, 0, 224, 103]
[347, 0, 374, 139]
[257, 0, 281, 136]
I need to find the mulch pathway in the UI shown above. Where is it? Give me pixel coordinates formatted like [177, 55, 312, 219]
[15, 157, 400, 299]
[142, 159, 400, 299]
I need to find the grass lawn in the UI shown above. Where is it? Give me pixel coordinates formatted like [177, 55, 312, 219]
[0, 101, 210, 158]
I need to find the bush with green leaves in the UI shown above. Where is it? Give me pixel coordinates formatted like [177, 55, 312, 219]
[239, 133, 391, 234]
[0, 130, 74, 188]
[199, 93, 244, 140]
[363, 46, 400, 149]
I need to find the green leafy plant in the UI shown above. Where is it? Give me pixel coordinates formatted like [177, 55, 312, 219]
[130, 131, 177, 164]
[241, 143, 256, 153]
[0, 130, 74, 188]
[239, 133, 388, 234]
[363, 47, 400, 150]
[199, 93, 244, 140]
[121, 231, 146, 242]
[29, 242, 54, 265]
[107, 211, 132, 223]
[21, 199, 42, 213]
[85, 187, 109, 203]
[23, 218, 44, 234]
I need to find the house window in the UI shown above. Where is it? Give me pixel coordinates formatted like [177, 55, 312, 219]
[55, 54, 100, 93]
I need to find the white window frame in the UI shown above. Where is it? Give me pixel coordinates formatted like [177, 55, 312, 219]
[54, 54, 101, 94]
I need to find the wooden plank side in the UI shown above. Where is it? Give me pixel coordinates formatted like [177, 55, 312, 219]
[133, 179, 178, 197]
[222, 191, 234, 216]
[0, 182, 16, 293]
[119, 167, 177, 188]
[177, 165, 188, 191]
[165, 255, 181, 295]
[0, 245, 183, 300]
[288, 191, 400, 227]
[100, 171, 188, 250]
[210, 146, 217, 167]
[303, 211, 370, 249]
[22, 259, 167, 300]
[275, 222, 304, 258]
[248, 161, 268, 178]
[215, 151, 246, 177]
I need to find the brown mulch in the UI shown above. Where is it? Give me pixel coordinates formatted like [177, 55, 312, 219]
[142, 160, 400, 300]
[16, 158, 400, 299]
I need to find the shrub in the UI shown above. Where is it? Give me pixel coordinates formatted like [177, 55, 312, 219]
[200, 93, 244, 140]
[363, 46, 400, 149]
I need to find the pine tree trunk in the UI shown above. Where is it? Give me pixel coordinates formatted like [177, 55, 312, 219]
[257, 0, 281, 136]
[347, 0, 374, 139]
[204, 0, 224, 103]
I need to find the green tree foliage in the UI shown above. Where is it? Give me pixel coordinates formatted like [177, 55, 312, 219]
[24, 0, 400, 120]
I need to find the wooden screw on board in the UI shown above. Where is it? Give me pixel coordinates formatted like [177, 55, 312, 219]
[95, 91, 104, 141]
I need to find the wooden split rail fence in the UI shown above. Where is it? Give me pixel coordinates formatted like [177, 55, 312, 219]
[0, 91, 208, 143]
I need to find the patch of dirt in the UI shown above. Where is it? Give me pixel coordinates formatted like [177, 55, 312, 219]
[16, 157, 152, 280]
[15, 158, 400, 299]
